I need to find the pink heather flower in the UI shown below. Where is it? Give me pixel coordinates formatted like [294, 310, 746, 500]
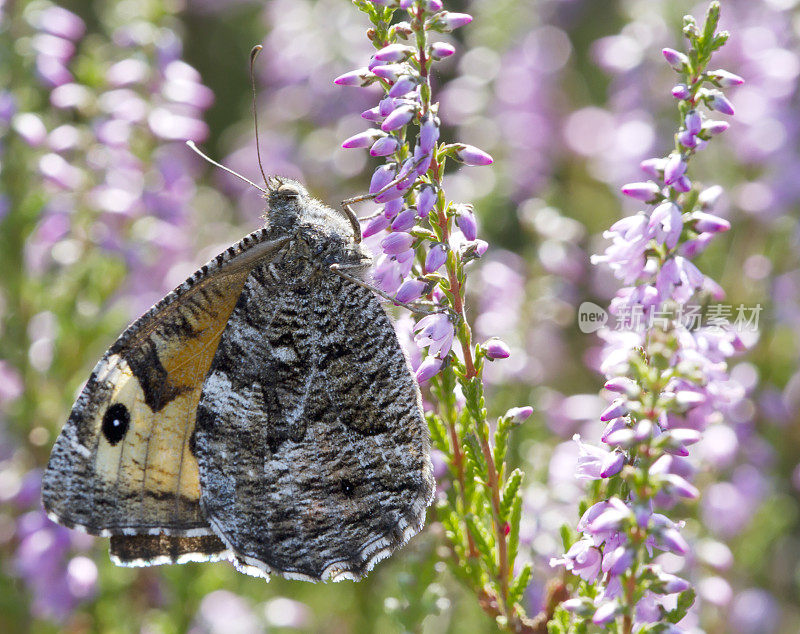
[415, 356, 443, 382]
[381, 232, 414, 255]
[505, 406, 533, 423]
[36, 6, 86, 40]
[621, 181, 660, 203]
[455, 206, 477, 240]
[414, 313, 455, 358]
[383, 198, 403, 219]
[691, 211, 730, 233]
[334, 67, 371, 86]
[673, 175, 692, 193]
[370, 136, 399, 157]
[708, 90, 734, 116]
[649, 201, 683, 249]
[378, 97, 397, 116]
[685, 110, 703, 135]
[600, 399, 628, 421]
[370, 165, 395, 194]
[640, 157, 665, 177]
[373, 43, 414, 63]
[660, 528, 689, 555]
[425, 243, 447, 273]
[417, 186, 436, 216]
[361, 106, 382, 122]
[663, 154, 687, 184]
[12, 113, 48, 146]
[419, 116, 439, 153]
[372, 65, 400, 82]
[362, 214, 391, 238]
[381, 105, 415, 131]
[602, 546, 634, 575]
[374, 183, 408, 203]
[671, 84, 691, 99]
[678, 130, 697, 149]
[395, 279, 427, 304]
[604, 376, 639, 397]
[574, 435, 625, 480]
[484, 338, 510, 360]
[342, 129, 385, 149]
[550, 539, 602, 582]
[592, 601, 620, 627]
[473, 239, 489, 256]
[429, 41, 455, 60]
[662, 48, 689, 71]
[455, 144, 493, 166]
[425, 0, 443, 10]
[703, 120, 730, 136]
[388, 76, 417, 98]
[391, 208, 417, 232]
[709, 69, 744, 87]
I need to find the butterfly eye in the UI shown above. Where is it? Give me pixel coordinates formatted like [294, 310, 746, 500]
[276, 184, 300, 199]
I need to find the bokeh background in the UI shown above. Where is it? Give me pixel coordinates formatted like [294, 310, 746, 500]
[1, 0, 799, 632]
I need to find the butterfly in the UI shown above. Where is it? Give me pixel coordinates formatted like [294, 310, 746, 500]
[42, 177, 434, 582]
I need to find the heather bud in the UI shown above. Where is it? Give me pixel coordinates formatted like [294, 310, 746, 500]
[708, 69, 744, 87]
[671, 83, 691, 99]
[334, 67, 372, 87]
[342, 129, 385, 149]
[484, 338, 510, 360]
[707, 90, 735, 116]
[429, 41, 456, 60]
[374, 43, 415, 63]
[454, 143, 493, 166]
[454, 205, 477, 240]
[621, 181, 660, 203]
[425, 243, 447, 273]
[662, 48, 689, 71]
[415, 356, 443, 382]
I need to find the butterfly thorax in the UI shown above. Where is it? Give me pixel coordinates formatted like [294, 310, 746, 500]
[264, 179, 371, 278]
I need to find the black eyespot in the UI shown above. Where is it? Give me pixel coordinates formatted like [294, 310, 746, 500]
[340, 479, 355, 497]
[102, 403, 130, 446]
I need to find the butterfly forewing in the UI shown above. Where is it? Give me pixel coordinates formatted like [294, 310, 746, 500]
[195, 261, 434, 581]
[42, 230, 288, 540]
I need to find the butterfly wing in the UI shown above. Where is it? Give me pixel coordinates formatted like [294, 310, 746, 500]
[42, 229, 288, 547]
[195, 262, 434, 581]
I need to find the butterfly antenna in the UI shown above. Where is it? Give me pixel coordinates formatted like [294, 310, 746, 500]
[250, 45, 270, 190]
[186, 141, 268, 194]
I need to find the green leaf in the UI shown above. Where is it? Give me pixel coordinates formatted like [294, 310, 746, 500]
[507, 490, 523, 565]
[427, 413, 450, 454]
[500, 468, 524, 522]
[665, 588, 696, 624]
[465, 514, 496, 576]
[508, 562, 532, 607]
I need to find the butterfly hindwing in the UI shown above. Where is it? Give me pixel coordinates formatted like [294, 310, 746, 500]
[195, 261, 434, 581]
[42, 230, 289, 543]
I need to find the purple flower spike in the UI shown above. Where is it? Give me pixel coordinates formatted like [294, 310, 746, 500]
[396, 279, 427, 304]
[455, 144, 493, 166]
[692, 211, 730, 233]
[381, 105, 416, 131]
[662, 48, 689, 71]
[334, 67, 372, 87]
[484, 338, 510, 360]
[370, 164, 395, 194]
[621, 181, 660, 203]
[709, 69, 745, 87]
[391, 208, 417, 232]
[374, 43, 415, 63]
[430, 42, 456, 60]
[505, 406, 533, 423]
[425, 243, 447, 273]
[388, 76, 418, 98]
[685, 110, 703, 135]
[671, 84, 691, 99]
[370, 136, 400, 157]
[415, 356, 443, 383]
[455, 206, 477, 240]
[342, 129, 385, 149]
[381, 232, 415, 255]
[362, 214, 391, 238]
[663, 154, 686, 184]
[708, 91, 735, 116]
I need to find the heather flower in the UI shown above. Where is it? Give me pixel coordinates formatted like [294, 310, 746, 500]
[484, 338, 510, 360]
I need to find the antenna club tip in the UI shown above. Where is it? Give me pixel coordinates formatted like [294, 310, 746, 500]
[250, 45, 263, 61]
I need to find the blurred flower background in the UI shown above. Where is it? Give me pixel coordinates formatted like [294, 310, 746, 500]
[1, 0, 799, 632]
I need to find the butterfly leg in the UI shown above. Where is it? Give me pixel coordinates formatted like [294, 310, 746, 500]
[329, 263, 442, 316]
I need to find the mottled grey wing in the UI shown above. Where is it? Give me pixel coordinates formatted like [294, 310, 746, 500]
[195, 262, 434, 581]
